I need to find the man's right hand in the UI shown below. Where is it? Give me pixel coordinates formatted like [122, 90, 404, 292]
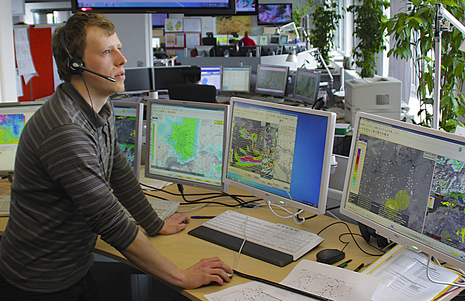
[179, 257, 233, 289]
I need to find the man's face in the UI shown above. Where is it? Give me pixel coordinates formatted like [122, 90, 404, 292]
[81, 26, 126, 98]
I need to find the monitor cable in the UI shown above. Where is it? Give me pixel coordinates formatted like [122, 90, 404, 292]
[426, 255, 465, 288]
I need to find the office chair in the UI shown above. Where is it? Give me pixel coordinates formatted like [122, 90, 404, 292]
[167, 84, 217, 103]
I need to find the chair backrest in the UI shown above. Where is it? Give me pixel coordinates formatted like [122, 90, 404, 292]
[168, 84, 217, 103]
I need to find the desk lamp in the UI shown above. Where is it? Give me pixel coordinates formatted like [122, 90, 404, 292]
[433, 3, 465, 129]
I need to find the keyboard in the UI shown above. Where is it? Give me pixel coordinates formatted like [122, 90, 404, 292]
[0, 195, 10, 217]
[188, 210, 324, 267]
[123, 197, 180, 221]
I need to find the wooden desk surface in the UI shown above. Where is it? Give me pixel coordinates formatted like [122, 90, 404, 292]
[0, 179, 380, 301]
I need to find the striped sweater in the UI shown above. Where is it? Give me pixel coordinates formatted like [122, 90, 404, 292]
[0, 82, 163, 293]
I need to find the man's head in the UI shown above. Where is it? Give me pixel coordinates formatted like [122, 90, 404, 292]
[244, 31, 250, 37]
[182, 66, 201, 84]
[52, 12, 116, 82]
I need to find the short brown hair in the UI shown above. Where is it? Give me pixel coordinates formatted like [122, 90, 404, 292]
[52, 12, 115, 82]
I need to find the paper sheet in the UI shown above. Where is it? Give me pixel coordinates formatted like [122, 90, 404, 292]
[205, 260, 380, 301]
[363, 245, 461, 301]
[14, 28, 38, 84]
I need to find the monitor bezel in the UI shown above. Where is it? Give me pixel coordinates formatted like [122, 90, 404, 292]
[223, 97, 336, 215]
[0, 101, 45, 176]
[199, 65, 223, 91]
[293, 68, 321, 104]
[340, 111, 465, 271]
[145, 98, 229, 191]
[110, 100, 144, 181]
[72, 0, 235, 15]
[221, 65, 251, 93]
[255, 64, 289, 97]
[124, 67, 154, 94]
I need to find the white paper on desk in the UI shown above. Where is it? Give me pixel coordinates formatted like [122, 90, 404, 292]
[364, 247, 460, 301]
[278, 259, 380, 301]
[139, 172, 172, 190]
[14, 28, 38, 83]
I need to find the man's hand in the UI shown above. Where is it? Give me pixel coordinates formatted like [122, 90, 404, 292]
[159, 213, 190, 235]
[179, 257, 233, 289]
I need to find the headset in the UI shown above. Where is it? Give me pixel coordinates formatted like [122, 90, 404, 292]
[60, 30, 116, 82]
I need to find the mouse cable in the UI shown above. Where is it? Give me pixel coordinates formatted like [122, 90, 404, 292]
[232, 270, 333, 301]
[338, 232, 388, 255]
[317, 221, 385, 257]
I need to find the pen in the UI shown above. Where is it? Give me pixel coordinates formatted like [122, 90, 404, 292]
[337, 259, 352, 268]
[191, 215, 216, 219]
[354, 263, 364, 272]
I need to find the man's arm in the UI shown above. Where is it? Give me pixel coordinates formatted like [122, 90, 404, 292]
[120, 229, 233, 289]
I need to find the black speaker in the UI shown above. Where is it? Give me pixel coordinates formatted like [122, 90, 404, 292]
[358, 223, 389, 249]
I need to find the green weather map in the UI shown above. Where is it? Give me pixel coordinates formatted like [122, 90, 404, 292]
[0, 114, 25, 144]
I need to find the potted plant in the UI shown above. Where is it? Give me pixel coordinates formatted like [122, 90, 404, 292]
[384, 0, 465, 132]
[308, 0, 343, 68]
[348, 0, 390, 78]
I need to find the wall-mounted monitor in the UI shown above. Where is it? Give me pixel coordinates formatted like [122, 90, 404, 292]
[111, 100, 144, 180]
[340, 112, 465, 271]
[258, 3, 292, 26]
[255, 64, 289, 97]
[223, 97, 336, 215]
[221, 66, 251, 93]
[293, 68, 321, 105]
[145, 99, 228, 191]
[72, 0, 235, 15]
[152, 13, 168, 28]
[153, 66, 190, 91]
[0, 101, 44, 176]
[124, 67, 154, 94]
[200, 66, 222, 90]
[235, 0, 258, 15]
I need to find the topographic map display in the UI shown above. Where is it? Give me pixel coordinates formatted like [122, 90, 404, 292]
[154, 116, 223, 182]
[257, 70, 287, 91]
[115, 115, 136, 169]
[0, 114, 24, 144]
[229, 117, 295, 187]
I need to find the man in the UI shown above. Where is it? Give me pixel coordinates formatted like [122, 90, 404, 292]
[0, 12, 232, 300]
[241, 31, 257, 47]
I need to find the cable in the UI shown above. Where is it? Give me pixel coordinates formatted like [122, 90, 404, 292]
[426, 255, 465, 287]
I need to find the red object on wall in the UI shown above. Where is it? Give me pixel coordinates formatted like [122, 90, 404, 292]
[17, 25, 55, 102]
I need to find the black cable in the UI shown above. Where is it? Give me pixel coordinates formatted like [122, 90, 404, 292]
[338, 232, 386, 255]
[326, 205, 340, 211]
[317, 221, 385, 257]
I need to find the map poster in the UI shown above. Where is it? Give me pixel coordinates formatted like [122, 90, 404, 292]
[216, 16, 251, 35]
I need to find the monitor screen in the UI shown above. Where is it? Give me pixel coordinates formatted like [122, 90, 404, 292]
[221, 66, 251, 92]
[269, 35, 279, 44]
[152, 13, 168, 27]
[223, 97, 336, 214]
[340, 112, 465, 271]
[294, 68, 321, 104]
[111, 101, 144, 180]
[0, 101, 44, 176]
[200, 66, 222, 91]
[153, 66, 190, 91]
[255, 64, 289, 97]
[258, 4, 292, 25]
[72, 0, 235, 15]
[145, 99, 228, 191]
[124, 67, 154, 94]
[235, 0, 258, 15]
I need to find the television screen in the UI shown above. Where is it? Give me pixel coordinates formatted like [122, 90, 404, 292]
[72, 0, 235, 15]
[235, 0, 258, 15]
[258, 4, 292, 25]
[152, 13, 167, 28]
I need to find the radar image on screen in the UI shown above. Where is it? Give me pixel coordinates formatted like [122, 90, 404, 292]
[1, 114, 24, 145]
[154, 115, 223, 182]
[229, 111, 296, 190]
[115, 115, 137, 169]
[256, 69, 287, 91]
[295, 74, 318, 99]
[351, 131, 465, 252]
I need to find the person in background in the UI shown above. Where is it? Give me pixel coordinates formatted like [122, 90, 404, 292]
[241, 30, 257, 47]
[182, 65, 202, 84]
[0, 12, 232, 301]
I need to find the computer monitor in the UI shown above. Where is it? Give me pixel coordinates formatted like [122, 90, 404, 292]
[145, 99, 228, 191]
[340, 112, 465, 271]
[255, 64, 289, 97]
[238, 46, 258, 57]
[270, 35, 279, 44]
[111, 100, 144, 180]
[221, 66, 251, 93]
[216, 45, 237, 57]
[195, 45, 214, 57]
[153, 66, 190, 91]
[294, 68, 321, 104]
[199, 66, 222, 90]
[260, 44, 278, 56]
[0, 101, 44, 176]
[124, 67, 154, 94]
[223, 97, 336, 215]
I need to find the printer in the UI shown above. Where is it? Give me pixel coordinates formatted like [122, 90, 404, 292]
[344, 76, 402, 125]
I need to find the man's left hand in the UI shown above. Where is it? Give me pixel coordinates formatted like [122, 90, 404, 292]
[159, 213, 190, 235]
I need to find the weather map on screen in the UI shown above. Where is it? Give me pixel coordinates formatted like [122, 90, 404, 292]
[115, 115, 137, 169]
[1, 114, 24, 145]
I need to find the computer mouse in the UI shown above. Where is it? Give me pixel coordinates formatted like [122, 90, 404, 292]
[203, 270, 233, 286]
[316, 249, 345, 264]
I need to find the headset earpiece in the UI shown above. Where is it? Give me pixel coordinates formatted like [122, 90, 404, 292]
[60, 29, 83, 75]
